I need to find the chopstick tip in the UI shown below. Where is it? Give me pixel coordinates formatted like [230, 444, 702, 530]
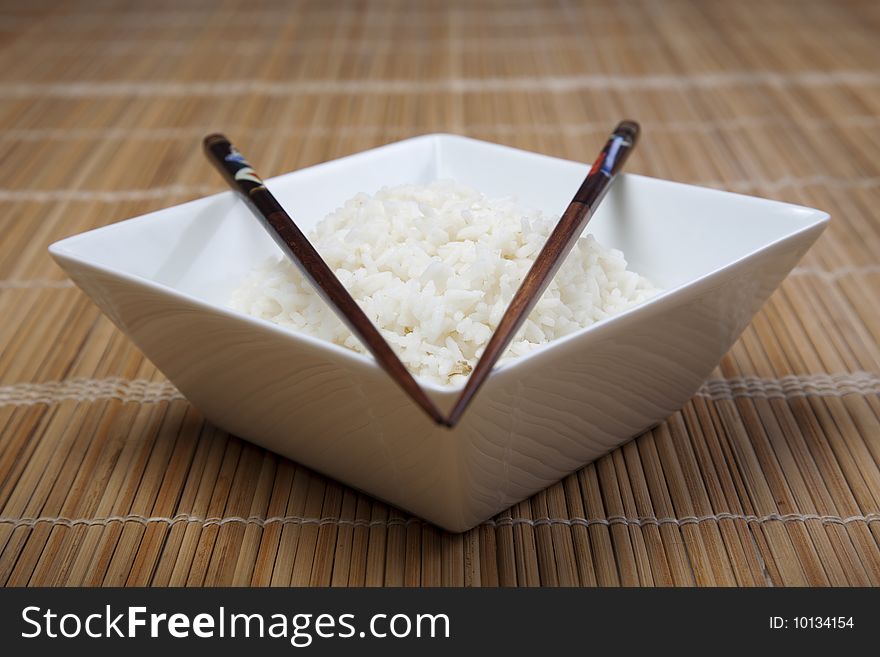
[445, 405, 464, 428]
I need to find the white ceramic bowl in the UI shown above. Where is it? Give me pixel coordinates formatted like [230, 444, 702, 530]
[49, 134, 828, 531]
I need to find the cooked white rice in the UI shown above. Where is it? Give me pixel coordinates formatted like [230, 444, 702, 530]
[229, 180, 660, 386]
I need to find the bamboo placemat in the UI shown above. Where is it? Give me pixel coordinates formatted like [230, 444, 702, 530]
[0, 0, 878, 586]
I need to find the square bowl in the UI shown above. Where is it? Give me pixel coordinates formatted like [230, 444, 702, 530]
[49, 134, 828, 532]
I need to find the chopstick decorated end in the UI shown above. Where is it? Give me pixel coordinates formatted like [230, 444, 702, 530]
[203, 133, 273, 199]
[615, 120, 640, 144]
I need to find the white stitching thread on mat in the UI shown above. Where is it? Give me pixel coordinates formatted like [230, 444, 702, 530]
[695, 372, 880, 400]
[0, 184, 217, 203]
[0, 373, 876, 408]
[8, 30, 878, 56]
[699, 174, 880, 192]
[3, 266, 876, 293]
[4, 115, 880, 142]
[0, 279, 75, 289]
[0, 511, 877, 530]
[0, 378, 183, 406]
[790, 265, 880, 281]
[1, 174, 876, 204]
[2, 71, 880, 98]
[0, 6, 625, 30]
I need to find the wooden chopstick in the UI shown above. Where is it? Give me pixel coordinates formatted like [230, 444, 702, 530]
[446, 120, 641, 427]
[203, 134, 448, 426]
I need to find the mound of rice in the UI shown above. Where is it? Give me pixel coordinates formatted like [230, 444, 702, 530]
[229, 180, 660, 386]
